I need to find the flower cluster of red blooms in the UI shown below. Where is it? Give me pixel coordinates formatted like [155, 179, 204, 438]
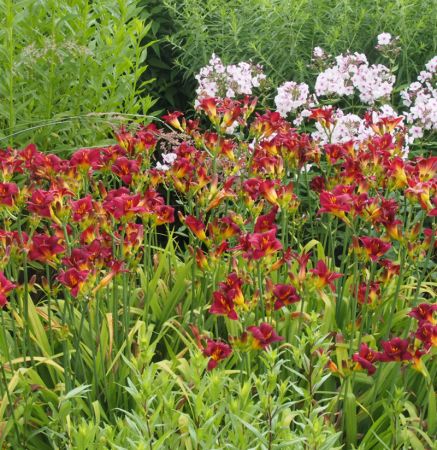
[352, 303, 437, 375]
[0, 126, 175, 303]
[159, 97, 436, 371]
[1, 94, 436, 375]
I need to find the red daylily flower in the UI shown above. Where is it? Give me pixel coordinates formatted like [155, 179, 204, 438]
[0, 272, 16, 307]
[237, 229, 283, 260]
[379, 338, 412, 362]
[123, 223, 144, 251]
[272, 284, 300, 310]
[290, 251, 312, 283]
[203, 339, 232, 370]
[198, 97, 218, 120]
[254, 207, 278, 233]
[247, 323, 283, 349]
[136, 124, 158, 152]
[155, 205, 175, 225]
[80, 225, 101, 245]
[70, 148, 102, 171]
[92, 260, 127, 293]
[209, 216, 240, 241]
[194, 248, 209, 271]
[310, 176, 326, 193]
[28, 234, 65, 264]
[352, 343, 379, 375]
[242, 178, 262, 201]
[277, 183, 299, 212]
[56, 268, 89, 298]
[259, 180, 279, 205]
[423, 228, 437, 249]
[386, 157, 408, 189]
[103, 189, 146, 220]
[309, 107, 334, 126]
[212, 241, 229, 259]
[185, 215, 208, 241]
[71, 195, 93, 222]
[416, 156, 437, 182]
[318, 190, 353, 224]
[415, 321, 437, 349]
[370, 116, 403, 135]
[209, 291, 238, 320]
[0, 149, 23, 177]
[383, 219, 403, 241]
[20, 145, 65, 179]
[429, 194, 437, 217]
[114, 128, 135, 154]
[357, 282, 381, 305]
[218, 272, 245, 307]
[162, 111, 184, 131]
[27, 189, 56, 218]
[63, 248, 91, 271]
[250, 111, 285, 138]
[0, 182, 19, 207]
[219, 98, 242, 128]
[409, 303, 437, 324]
[310, 260, 342, 292]
[324, 143, 346, 165]
[111, 157, 140, 185]
[379, 259, 400, 282]
[207, 183, 237, 212]
[411, 349, 427, 373]
[405, 181, 433, 212]
[378, 198, 399, 224]
[359, 236, 392, 261]
[143, 189, 166, 210]
[170, 158, 194, 181]
[253, 155, 283, 177]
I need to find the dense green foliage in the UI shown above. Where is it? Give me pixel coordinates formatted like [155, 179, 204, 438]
[165, 0, 437, 102]
[0, 0, 155, 152]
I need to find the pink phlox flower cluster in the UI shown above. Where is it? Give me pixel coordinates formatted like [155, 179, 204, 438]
[401, 56, 437, 141]
[352, 64, 395, 104]
[315, 52, 395, 104]
[274, 81, 311, 117]
[195, 54, 266, 105]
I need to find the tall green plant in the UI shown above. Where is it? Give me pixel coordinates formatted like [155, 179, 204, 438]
[0, 0, 156, 152]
